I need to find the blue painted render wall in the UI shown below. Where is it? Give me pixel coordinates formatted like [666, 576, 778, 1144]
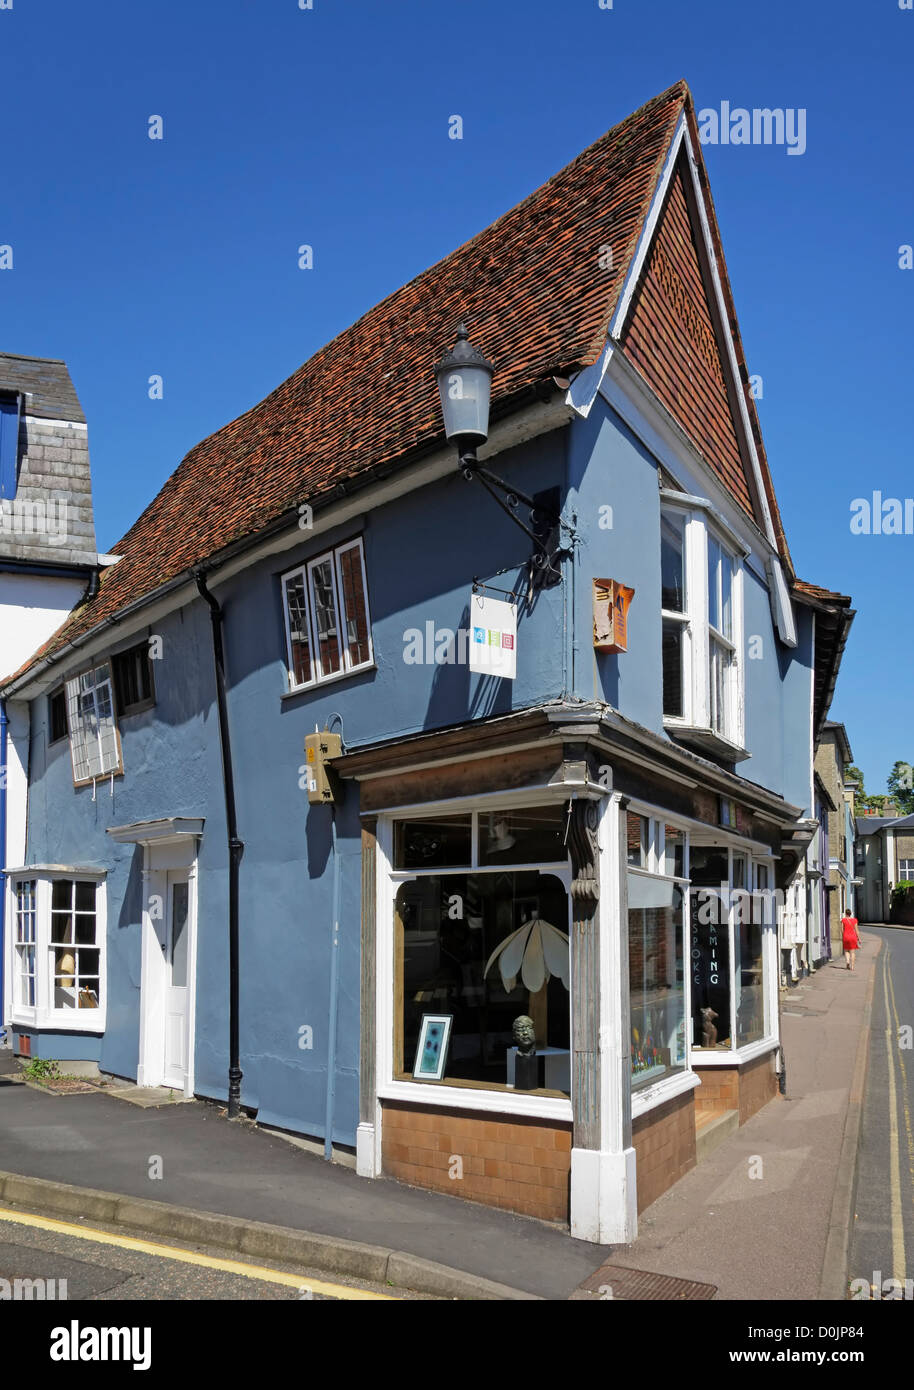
[568, 396, 814, 813]
[19, 429, 570, 1143]
[17, 399, 815, 1139]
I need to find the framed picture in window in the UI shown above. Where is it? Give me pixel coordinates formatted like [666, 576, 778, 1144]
[412, 1013, 453, 1081]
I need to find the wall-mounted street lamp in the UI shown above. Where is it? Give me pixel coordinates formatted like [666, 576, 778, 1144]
[435, 323, 495, 466]
[434, 323, 569, 592]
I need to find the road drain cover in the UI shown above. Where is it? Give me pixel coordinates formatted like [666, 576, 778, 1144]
[571, 1263, 718, 1300]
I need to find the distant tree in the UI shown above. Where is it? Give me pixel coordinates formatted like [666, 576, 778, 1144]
[886, 760, 914, 817]
[846, 765, 881, 813]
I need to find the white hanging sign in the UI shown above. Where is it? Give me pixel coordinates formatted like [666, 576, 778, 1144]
[469, 593, 517, 680]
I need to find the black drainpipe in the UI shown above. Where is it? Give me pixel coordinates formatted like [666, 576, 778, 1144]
[194, 570, 244, 1118]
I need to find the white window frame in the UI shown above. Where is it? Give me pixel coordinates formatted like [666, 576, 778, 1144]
[898, 859, 914, 882]
[5, 871, 107, 1032]
[688, 843, 778, 1065]
[660, 510, 692, 725]
[281, 537, 374, 693]
[376, 794, 575, 1123]
[660, 499, 746, 753]
[626, 812, 692, 1104]
[65, 662, 123, 786]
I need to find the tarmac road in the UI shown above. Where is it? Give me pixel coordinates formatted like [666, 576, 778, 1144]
[0, 1205, 418, 1301]
[848, 926, 914, 1298]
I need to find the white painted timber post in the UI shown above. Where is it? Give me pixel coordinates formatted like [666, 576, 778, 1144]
[569, 789, 638, 1243]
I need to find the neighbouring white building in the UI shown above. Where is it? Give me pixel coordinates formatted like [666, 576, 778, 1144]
[1, 353, 99, 1041]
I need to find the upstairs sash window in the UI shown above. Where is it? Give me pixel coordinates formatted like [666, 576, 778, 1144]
[282, 538, 373, 691]
[661, 513, 688, 720]
[65, 664, 123, 783]
[660, 502, 744, 748]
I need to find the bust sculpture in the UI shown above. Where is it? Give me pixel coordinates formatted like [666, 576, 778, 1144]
[513, 1014, 536, 1056]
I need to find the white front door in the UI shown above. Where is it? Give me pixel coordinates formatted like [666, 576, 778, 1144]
[162, 871, 190, 1089]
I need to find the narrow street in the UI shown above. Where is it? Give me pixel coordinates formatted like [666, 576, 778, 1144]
[0, 1206, 413, 1301]
[848, 927, 914, 1295]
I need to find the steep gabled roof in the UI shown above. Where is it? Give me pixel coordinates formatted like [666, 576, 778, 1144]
[3, 80, 796, 690]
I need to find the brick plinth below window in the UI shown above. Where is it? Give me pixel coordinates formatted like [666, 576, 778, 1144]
[632, 1088, 697, 1213]
[381, 1100, 571, 1223]
[693, 1048, 778, 1126]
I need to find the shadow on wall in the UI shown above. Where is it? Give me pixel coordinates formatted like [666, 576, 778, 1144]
[116, 846, 146, 934]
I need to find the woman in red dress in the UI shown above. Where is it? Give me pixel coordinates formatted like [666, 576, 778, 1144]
[841, 911, 860, 971]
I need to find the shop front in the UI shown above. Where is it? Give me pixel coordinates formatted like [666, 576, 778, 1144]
[334, 704, 802, 1244]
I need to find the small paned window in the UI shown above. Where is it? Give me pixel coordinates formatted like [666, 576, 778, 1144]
[48, 689, 68, 744]
[112, 642, 155, 716]
[282, 538, 373, 691]
[65, 664, 122, 783]
[9, 875, 105, 1027]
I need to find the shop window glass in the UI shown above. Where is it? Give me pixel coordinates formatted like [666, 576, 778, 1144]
[664, 825, 685, 878]
[689, 846, 731, 1048]
[395, 871, 570, 1095]
[477, 806, 566, 866]
[735, 905, 765, 1046]
[626, 812, 648, 868]
[628, 876, 686, 1089]
[393, 816, 472, 869]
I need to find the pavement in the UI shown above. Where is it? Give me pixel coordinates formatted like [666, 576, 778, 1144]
[0, 931, 879, 1301]
[848, 925, 914, 1293]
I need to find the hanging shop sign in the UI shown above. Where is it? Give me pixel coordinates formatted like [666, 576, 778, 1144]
[592, 578, 635, 653]
[469, 593, 517, 680]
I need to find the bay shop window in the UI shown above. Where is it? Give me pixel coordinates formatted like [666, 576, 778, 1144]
[385, 807, 572, 1101]
[660, 496, 747, 754]
[626, 813, 688, 1091]
[626, 811, 778, 1091]
[7, 872, 106, 1030]
[688, 844, 776, 1054]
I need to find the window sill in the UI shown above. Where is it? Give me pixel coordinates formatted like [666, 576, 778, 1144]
[74, 769, 124, 788]
[691, 1036, 778, 1066]
[8, 1009, 106, 1034]
[282, 662, 377, 699]
[378, 1078, 572, 1122]
[631, 1068, 700, 1119]
[664, 722, 751, 763]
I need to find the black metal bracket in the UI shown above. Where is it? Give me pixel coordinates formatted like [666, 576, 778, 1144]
[460, 459, 570, 588]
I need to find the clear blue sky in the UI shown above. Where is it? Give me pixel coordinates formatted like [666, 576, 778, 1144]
[2, 0, 910, 793]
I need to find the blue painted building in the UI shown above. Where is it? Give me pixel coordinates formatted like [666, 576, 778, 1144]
[1, 83, 852, 1242]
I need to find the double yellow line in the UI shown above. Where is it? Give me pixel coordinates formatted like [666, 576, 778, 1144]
[881, 942, 913, 1282]
[0, 1207, 397, 1300]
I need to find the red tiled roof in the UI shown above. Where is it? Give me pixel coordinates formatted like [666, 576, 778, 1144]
[5, 80, 792, 687]
[793, 579, 853, 607]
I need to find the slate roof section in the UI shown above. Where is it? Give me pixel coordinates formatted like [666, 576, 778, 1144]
[0, 353, 86, 423]
[857, 813, 914, 834]
[2, 81, 799, 689]
[856, 816, 901, 835]
[0, 354, 97, 572]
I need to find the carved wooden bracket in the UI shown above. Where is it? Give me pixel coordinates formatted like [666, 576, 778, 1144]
[568, 797, 600, 921]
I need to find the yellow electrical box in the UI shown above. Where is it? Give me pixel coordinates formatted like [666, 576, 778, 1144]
[304, 730, 343, 804]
